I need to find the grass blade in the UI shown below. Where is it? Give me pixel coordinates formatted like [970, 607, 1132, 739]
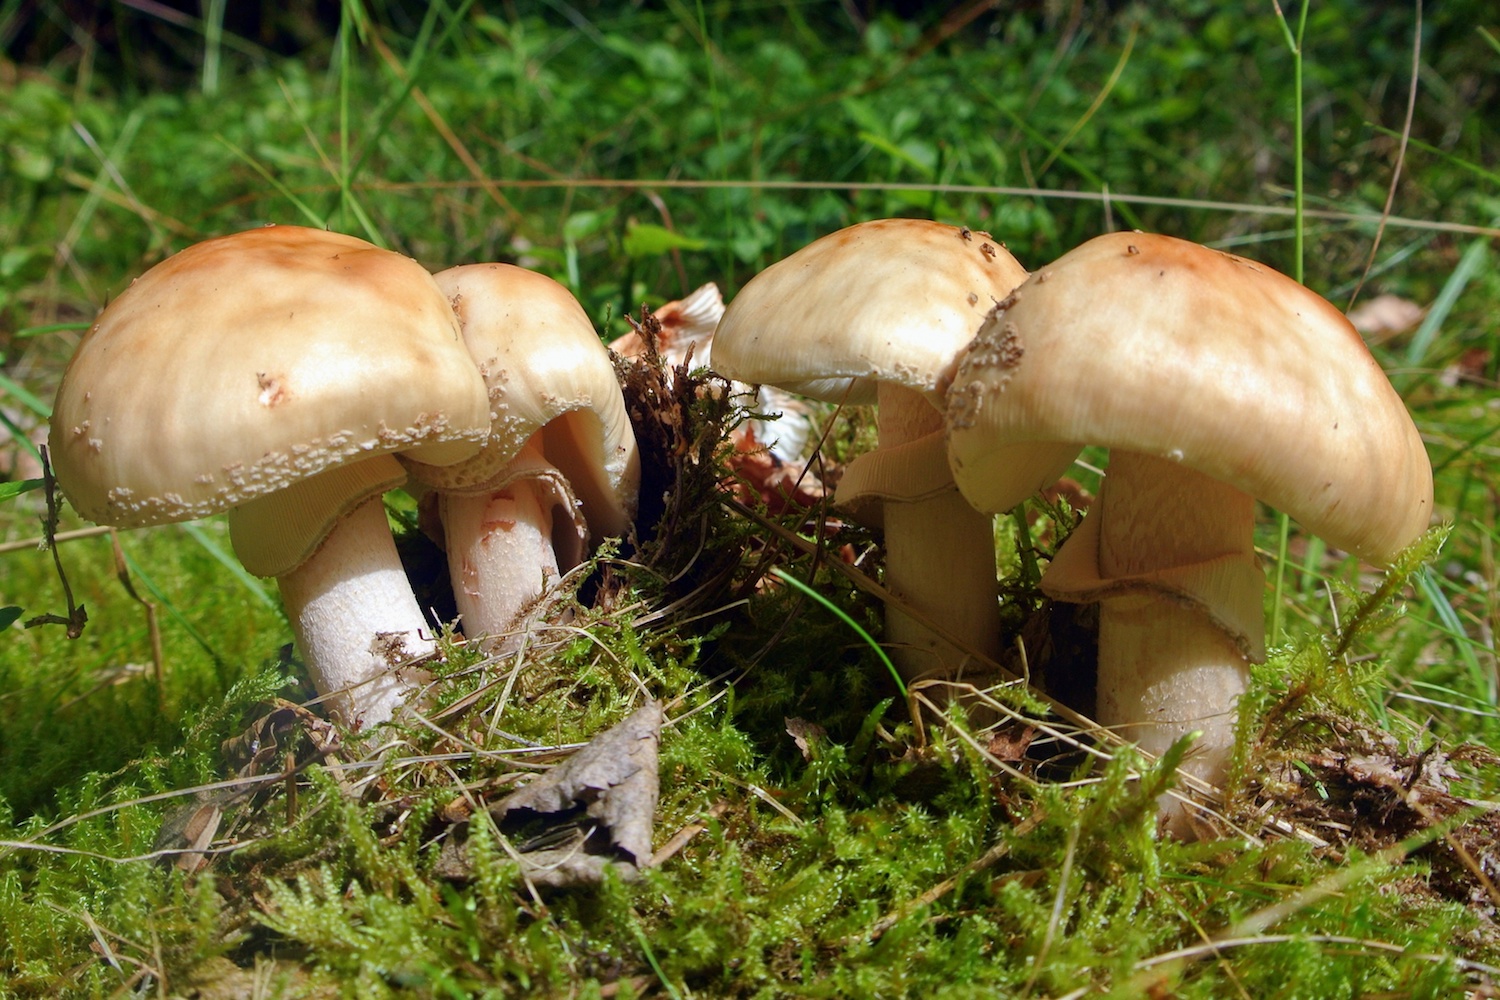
[771, 566, 905, 698]
[1404, 235, 1491, 370]
[1415, 564, 1487, 694]
[0, 365, 53, 419]
[177, 522, 277, 611]
[119, 542, 224, 666]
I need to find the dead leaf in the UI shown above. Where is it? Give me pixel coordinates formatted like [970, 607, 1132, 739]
[1264, 737, 1500, 912]
[785, 717, 827, 760]
[156, 801, 223, 873]
[1347, 293, 1425, 343]
[729, 426, 828, 515]
[435, 701, 664, 888]
[985, 724, 1038, 763]
[155, 699, 344, 873]
[221, 699, 341, 776]
[441, 795, 474, 824]
[1440, 346, 1492, 387]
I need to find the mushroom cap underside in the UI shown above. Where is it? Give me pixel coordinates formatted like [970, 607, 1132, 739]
[946, 231, 1433, 563]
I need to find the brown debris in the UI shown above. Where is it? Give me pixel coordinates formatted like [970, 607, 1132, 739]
[433, 701, 663, 889]
[602, 300, 745, 609]
[1441, 345, 1494, 388]
[154, 700, 343, 874]
[985, 723, 1038, 763]
[609, 285, 828, 520]
[729, 424, 828, 515]
[1346, 293, 1425, 343]
[1253, 722, 1500, 916]
[785, 717, 827, 760]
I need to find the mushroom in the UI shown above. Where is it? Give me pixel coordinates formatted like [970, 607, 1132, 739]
[400, 263, 639, 646]
[48, 225, 492, 728]
[713, 219, 1063, 683]
[608, 281, 724, 367]
[946, 232, 1433, 828]
[609, 282, 826, 512]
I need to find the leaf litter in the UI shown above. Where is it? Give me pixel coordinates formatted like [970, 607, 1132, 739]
[432, 699, 663, 888]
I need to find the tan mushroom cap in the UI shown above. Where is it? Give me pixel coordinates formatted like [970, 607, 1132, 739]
[712, 218, 1030, 408]
[947, 231, 1433, 562]
[49, 225, 491, 574]
[400, 263, 639, 538]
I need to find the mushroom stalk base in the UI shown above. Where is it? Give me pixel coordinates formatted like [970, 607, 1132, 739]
[1045, 450, 1262, 834]
[877, 383, 1002, 686]
[277, 496, 435, 729]
[1097, 593, 1249, 832]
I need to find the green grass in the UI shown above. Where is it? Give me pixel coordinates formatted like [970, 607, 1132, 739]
[3, 2, 1499, 996]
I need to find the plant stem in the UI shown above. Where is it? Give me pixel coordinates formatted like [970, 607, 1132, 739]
[1269, 0, 1311, 642]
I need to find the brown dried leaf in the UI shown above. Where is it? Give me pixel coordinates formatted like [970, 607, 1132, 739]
[1346, 293, 1425, 343]
[159, 801, 224, 874]
[156, 699, 345, 873]
[221, 698, 341, 776]
[436, 701, 663, 889]
[729, 430, 827, 515]
[1441, 345, 1493, 387]
[985, 724, 1038, 763]
[1261, 737, 1500, 913]
[785, 717, 827, 760]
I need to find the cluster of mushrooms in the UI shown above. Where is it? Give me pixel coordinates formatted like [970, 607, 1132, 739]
[49, 227, 640, 728]
[712, 219, 1432, 829]
[47, 218, 1434, 831]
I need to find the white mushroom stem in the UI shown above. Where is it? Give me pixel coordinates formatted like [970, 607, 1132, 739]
[1044, 450, 1263, 829]
[877, 382, 1003, 684]
[276, 495, 435, 729]
[441, 438, 588, 648]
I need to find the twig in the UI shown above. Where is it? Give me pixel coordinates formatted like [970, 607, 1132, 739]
[1125, 806, 1496, 991]
[649, 800, 730, 868]
[366, 29, 522, 229]
[110, 530, 165, 709]
[1348, 0, 1422, 311]
[22, 446, 88, 639]
[1134, 933, 1500, 979]
[0, 524, 113, 555]
[230, 178, 1500, 240]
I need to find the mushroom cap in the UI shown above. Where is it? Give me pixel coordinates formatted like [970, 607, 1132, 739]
[946, 232, 1434, 562]
[401, 263, 639, 538]
[712, 219, 1029, 408]
[609, 281, 725, 369]
[49, 225, 492, 573]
